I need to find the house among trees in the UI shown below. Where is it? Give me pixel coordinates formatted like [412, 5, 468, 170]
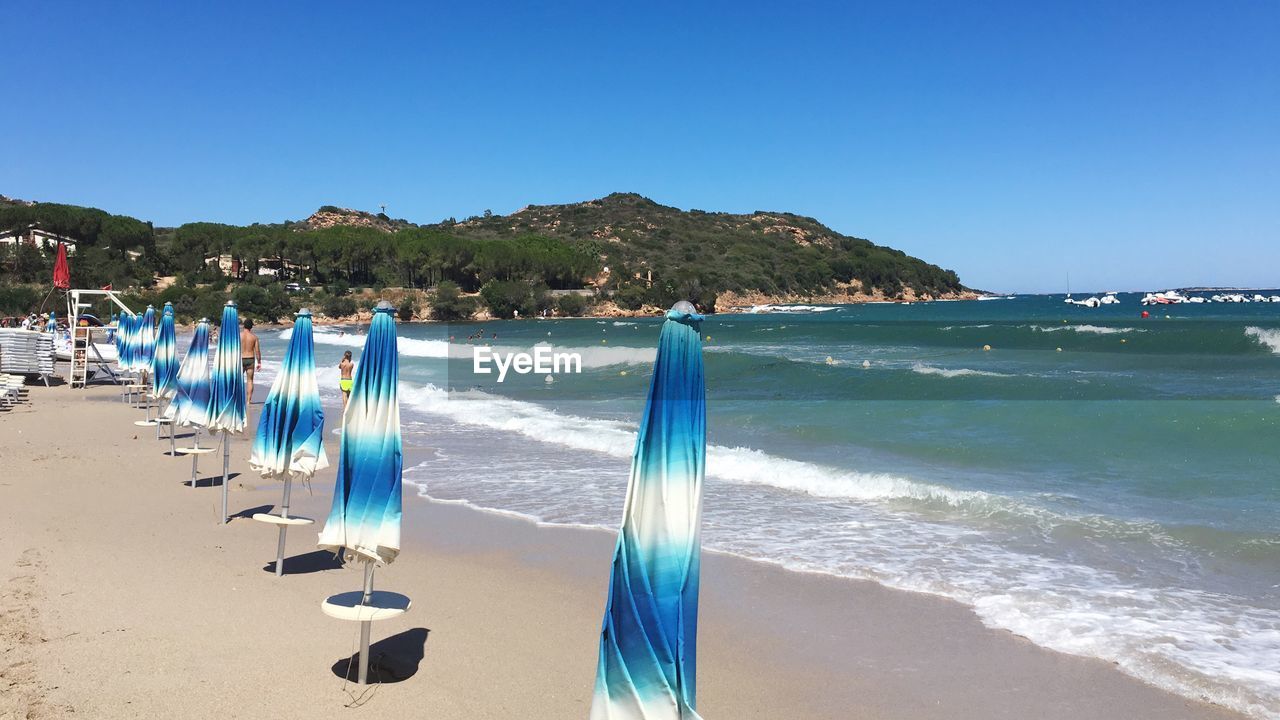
[0, 223, 78, 254]
[204, 254, 306, 280]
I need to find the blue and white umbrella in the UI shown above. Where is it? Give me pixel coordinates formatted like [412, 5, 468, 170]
[250, 308, 328, 480]
[167, 319, 213, 487]
[250, 308, 328, 574]
[591, 301, 707, 720]
[167, 319, 211, 428]
[207, 301, 247, 524]
[152, 303, 179, 399]
[318, 301, 402, 565]
[117, 313, 134, 371]
[207, 301, 246, 434]
[317, 300, 405, 685]
[137, 305, 157, 375]
[126, 313, 144, 373]
[132, 306, 161, 427]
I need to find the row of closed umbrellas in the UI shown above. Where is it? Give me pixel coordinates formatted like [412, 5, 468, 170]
[117, 298, 710, 719]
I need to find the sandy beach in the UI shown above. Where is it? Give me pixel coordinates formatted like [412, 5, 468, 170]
[0, 385, 1248, 720]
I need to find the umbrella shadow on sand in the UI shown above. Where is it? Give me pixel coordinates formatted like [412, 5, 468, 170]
[185, 472, 239, 489]
[263, 550, 345, 576]
[331, 627, 429, 683]
[228, 504, 274, 521]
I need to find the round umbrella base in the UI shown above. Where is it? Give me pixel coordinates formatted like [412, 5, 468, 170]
[175, 447, 216, 455]
[252, 513, 314, 526]
[322, 591, 411, 622]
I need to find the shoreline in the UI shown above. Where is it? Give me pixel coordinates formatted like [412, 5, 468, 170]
[0, 385, 1250, 719]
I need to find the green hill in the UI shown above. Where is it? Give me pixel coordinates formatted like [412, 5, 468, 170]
[0, 192, 967, 317]
[437, 192, 965, 303]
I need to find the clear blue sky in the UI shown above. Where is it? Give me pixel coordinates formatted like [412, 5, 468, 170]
[4, 1, 1277, 293]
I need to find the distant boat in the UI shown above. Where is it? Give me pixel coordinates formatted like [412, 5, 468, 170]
[1141, 290, 1189, 305]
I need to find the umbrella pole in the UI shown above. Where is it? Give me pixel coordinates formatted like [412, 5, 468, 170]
[359, 560, 375, 685]
[275, 477, 293, 578]
[190, 427, 201, 489]
[220, 431, 230, 524]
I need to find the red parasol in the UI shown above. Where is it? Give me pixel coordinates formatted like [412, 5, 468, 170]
[53, 243, 70, 290]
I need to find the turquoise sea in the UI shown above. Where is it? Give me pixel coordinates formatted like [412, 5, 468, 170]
[263, 293, 1280, 718]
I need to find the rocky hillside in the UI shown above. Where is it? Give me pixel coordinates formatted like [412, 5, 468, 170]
[299, 206, 411, 233]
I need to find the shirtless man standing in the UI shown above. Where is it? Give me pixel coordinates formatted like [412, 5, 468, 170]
[241, 318, 262, 404]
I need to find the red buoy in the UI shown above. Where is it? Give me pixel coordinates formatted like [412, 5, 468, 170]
[1141, 310, 1150, 319]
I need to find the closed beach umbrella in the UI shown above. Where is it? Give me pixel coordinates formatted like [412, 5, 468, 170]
[250, 308, 328, 479]
[116, 314, 131, 369]
[168, 319, 212, 429]
[207, 301, 246, 524]
[207, 301, 246, 434]
[52, 242, 70, 290]
[317, 300, 404, 686]
[45, 311, 56, 333]
[250, 308, 328, 574]
[124, 313, 143, 372]
[127, 314, 142, 371]
[152, 303, 179, 399]
[591, 301, 707, 720]
[132, 306, 161, 427]
[318, 301, 402, 565]
[137, 305, 157, 373]
[168, 319, 214, 488]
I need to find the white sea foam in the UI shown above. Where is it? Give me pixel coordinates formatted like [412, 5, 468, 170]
[1033, 324, 1142, 335]
[400, 383, 1034, 513]
[910, 363, 1014, 378]
[743, 304, 841, 314]
[1246, 327, 1280, 355]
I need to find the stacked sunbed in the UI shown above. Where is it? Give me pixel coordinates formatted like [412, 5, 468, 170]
[0, 373, 26, 407]
[0, 328, 55, 378]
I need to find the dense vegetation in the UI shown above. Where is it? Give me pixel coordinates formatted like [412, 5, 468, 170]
[442, 193, 963, 301]
[0, 193, 964, 320]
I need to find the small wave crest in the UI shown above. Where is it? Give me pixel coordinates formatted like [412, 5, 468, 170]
[1246, 327, 1280, 355]
[1033, 324, 1142, 335]
[744, 304, 841, 314]
[910, 363, 1014, 378]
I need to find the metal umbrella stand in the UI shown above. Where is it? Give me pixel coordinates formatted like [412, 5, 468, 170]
[319, 559, 409, 685]
[221, 430, 230, 522]
[182, 427, 215, 488]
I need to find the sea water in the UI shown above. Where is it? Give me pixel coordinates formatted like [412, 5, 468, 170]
[263, 293, 1280, 718]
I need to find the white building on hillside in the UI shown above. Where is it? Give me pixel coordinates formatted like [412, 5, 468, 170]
[0, 224, 78, 254]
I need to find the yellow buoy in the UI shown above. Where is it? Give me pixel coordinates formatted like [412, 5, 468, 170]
[1056, 347, 1063, 352]
[602, 339, 607, 344]
[983, 344, 992, 351]
[1120, 338, 1127, 343]
[620, 370, 628, 376]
